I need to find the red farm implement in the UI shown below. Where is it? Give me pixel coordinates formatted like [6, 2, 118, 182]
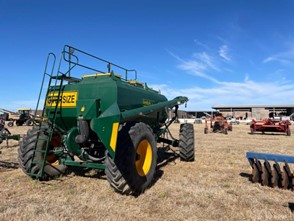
[249, 119, 291, 136]
[204, 114, 232, 134]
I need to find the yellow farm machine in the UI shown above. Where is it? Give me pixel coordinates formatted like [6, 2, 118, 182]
[0, 108, 35, 127]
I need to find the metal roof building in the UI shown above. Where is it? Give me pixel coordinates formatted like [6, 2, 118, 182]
[211, 104, 294, 120]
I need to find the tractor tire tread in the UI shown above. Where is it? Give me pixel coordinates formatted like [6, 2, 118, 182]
[105, 152, 132, 195]
[18, 124, 67, 180]
[179, 123, 195, 162]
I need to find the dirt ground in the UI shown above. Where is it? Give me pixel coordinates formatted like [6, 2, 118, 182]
[0, 123, 294, 221]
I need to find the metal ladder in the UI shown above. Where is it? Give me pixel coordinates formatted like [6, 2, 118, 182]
[28, 51, 70, 179]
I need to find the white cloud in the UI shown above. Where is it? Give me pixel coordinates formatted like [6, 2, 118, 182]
[152, 79, 294, 111]
[178, 58, 222, 84]
[194, 52, 221, 72]
[263, 45, 294, 65]
[168, 50, 221, 83]
[164, 50, 294, 110]
[193, 39, 209, 50]
[219, 45, 231, 62]
[168, 43, 234, 85]
[244, 74, 250, 81]
[262, 56, 290, 65]
[262, 56, 275, 63]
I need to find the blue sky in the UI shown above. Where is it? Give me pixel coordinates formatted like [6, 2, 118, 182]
[1, 0, 294, 111]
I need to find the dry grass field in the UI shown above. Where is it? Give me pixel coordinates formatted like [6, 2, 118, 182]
[1, 123, 294, 221]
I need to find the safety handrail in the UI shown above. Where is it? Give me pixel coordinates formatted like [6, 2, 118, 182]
[34, 52, 56, 121]
[62, 45, 137, 81]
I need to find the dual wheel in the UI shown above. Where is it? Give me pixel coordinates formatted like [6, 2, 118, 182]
[105, 122, 195, 195]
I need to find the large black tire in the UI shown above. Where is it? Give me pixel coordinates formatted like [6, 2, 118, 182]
[105, 122, 157, 195]
[18, 124, 67, 180]
[25, 119, 34, 126]
[7, 121, 14, 127]
[105, 151, 132, 195]
[179, 123, 195, 161]
[16, 120, 23, 126]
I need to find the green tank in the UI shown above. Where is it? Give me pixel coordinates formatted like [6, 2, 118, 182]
[18, 45, 195, 195]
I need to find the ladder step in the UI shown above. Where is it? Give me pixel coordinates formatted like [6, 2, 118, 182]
[31, 160, 41, 165]
[28, 172, 42, 178]
[48, 83, 62, 88]
[31, 160, 47, 167]
[51, 75, 63, 80]
[37, 137, 50, 141]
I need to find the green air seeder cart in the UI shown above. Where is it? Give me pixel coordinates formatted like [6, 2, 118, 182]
[18, 45, 194, 195]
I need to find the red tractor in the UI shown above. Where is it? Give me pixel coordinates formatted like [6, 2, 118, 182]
[204, 113, 232, 134]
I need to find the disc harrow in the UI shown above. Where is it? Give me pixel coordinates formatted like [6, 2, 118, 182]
[246, 152, 294, 190]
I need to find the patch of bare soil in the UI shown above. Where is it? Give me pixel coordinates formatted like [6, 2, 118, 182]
[0, 124, 294, 220]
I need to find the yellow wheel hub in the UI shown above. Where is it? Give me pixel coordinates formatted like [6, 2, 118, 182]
[46, 154, 60, 166]
[135, 139, 152, 176]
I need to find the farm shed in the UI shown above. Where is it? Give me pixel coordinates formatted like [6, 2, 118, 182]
[212, 104, 294, 120]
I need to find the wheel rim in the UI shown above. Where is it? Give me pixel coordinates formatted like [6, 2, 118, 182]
[135, 139, 152, 176]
